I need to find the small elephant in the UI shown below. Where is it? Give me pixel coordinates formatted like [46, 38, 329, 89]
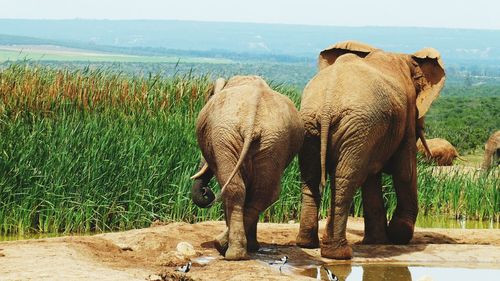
[481, 130, 500, 170]
[296, 41, 445, 259]
[190, 76, 303, 260]
[417, 138, 463, 166]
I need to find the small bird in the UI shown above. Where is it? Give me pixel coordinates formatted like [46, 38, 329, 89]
[175, 261, 192, 273]
[323, 266, 338, 281]
[280, 256, 289, 264]
[269, 255, 288, 265]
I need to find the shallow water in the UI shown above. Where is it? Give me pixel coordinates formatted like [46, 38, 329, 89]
[415, 216, 499, 229]
[0, 216, 497, 242]
[298, 263, 500, 281]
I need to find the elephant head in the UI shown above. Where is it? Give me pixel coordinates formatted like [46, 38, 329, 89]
[190, 78, 226, 208]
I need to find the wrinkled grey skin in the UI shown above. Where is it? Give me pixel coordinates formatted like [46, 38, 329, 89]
[191, 76, 304, 260]
[296, 41, 445, 260]
[481, 130, 500, 170]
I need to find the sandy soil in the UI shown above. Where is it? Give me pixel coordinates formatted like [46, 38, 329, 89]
[0, 218, 499, 281]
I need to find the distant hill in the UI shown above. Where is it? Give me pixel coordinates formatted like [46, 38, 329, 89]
[1, 19, 500, 65]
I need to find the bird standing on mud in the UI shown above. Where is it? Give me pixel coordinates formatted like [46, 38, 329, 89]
[175, 262, 192, 273]
[269, 256, 288, 273]
[269, 255, 288, 265]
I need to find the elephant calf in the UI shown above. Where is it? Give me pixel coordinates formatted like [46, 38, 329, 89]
[417, 138, 462, 166]
[482, 130, 500, 170]
[190, 76, 303, 260]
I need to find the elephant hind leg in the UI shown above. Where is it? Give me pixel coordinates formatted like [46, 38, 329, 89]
[223, 181, 249, 260]
[361, 172, 389, 244]
[214, 228, 229, 256]
[213, 157, 249, 260]
[320, 175, 357, 260]
[387, 140, 418, 244]
[296, 136, 322, 248]
[244, 206, 260, 252]
[388, 174, 417, 245]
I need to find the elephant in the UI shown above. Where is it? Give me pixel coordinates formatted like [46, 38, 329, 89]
[296, 41, 445, 260]
[481, 130, 500, 170]
[417, 138, 463, 166]
[190, 75, 304, 260]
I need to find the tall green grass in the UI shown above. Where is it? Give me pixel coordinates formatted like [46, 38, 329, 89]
[0, 64, 498, 235]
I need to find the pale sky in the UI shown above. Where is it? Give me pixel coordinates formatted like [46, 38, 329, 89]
[1, 0, 499, 30]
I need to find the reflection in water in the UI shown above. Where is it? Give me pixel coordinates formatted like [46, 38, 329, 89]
[301, 264, 354, 281]
[361, 265, 411, 281]
[302, 264, 404, 281]
[299, 264, 500, 281]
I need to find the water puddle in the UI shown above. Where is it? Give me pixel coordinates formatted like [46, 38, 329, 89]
[416, 216, 499, 229]
[296, 263, 500, 281]
[191, 256, 216, 265]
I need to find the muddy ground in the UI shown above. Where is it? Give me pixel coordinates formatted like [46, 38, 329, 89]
[0, 218, 499, 281]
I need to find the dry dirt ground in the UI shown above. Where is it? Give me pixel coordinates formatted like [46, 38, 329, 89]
[1, 218, 499, 281]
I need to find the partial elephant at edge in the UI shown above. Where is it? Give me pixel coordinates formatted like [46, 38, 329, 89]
[481, 130, 500, 170]
[417, 138, 463, 166]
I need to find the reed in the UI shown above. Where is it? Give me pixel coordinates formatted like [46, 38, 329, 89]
[0, 64, 497, 235]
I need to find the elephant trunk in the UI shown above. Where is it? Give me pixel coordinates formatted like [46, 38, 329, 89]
[481, 149, 494, 170]
[191, 161, 215, 208]
[416, 125, 432, 158]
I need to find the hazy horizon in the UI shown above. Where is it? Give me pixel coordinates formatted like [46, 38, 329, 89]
[1, 0, 499, 30]
[1, 17, 498, 31]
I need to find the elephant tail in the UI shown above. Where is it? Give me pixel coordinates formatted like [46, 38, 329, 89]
[319, 88, 333, 191]
[216, 90, 261, 202]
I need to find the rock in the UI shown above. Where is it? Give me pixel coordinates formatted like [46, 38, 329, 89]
[176, 242, 196, 257]
[156, 251, 189, 267]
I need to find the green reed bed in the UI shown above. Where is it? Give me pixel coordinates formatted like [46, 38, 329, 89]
[0, 64, 498, 235]
[0, 64, 213, 234]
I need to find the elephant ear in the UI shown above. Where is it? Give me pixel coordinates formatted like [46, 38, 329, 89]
[318, 40, 378, 70]
[207, 78, 226, 99]
[412, 48, 446, 118]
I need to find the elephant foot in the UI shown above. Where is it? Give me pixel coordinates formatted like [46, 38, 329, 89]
[320, 239, 353, 260]
[362, 232, 389, 245]
[247, 238, 260, 252]
[387, 218, 414, 244]
[296, 231, 320, 248]
[225, 245, 249, 261]
[214, 231, 229, 256]
[362, 236, 389, 245]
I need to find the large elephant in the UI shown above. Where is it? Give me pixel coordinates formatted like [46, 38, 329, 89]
[190, 76, 303, 260]
[417, 138, 462, 166]
[296, 41, 445, 259]
[481, 130, 500, 170]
